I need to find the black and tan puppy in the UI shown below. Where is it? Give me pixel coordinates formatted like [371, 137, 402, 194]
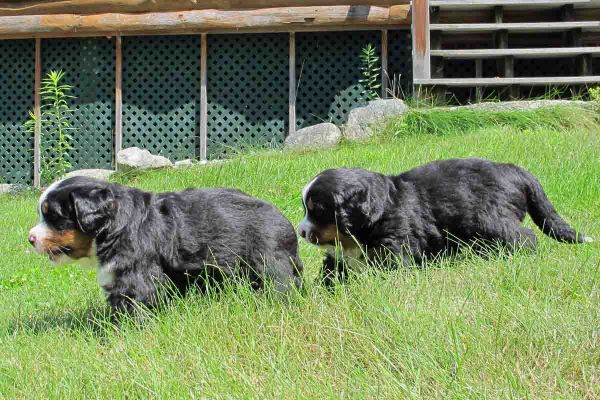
[298, 158, 591, 284]
[29, 177, 302, 312]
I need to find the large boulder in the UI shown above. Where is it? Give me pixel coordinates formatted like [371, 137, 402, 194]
[63, 168, 115, 181]
[116, 147, 173, 172]
[285, 122, 342, 149]
[345, 99, 409, 141]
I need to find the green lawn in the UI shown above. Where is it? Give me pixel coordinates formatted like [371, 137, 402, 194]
[0, 108, 598, 398]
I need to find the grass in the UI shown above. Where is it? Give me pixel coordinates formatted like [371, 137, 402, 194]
[0, 106, 598, 398]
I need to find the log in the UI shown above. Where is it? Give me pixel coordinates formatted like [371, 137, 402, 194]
[0, 6, 411, 39]
[0, 0, 411, 16]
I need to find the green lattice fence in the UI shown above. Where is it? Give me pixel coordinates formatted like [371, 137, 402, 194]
[295, 31, 381, 129]
[0, 40, 34, 185]
[207, 33, 288, 159]
[388, 30, 413, 97]
[122, 35, 200, 161]
[42, 37, 115, 170]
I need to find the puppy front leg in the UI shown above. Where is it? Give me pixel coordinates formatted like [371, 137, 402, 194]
[100, 265, 166, 314]
[320, 250, 347, 287]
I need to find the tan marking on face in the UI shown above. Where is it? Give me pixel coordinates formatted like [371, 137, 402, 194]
[40, 229, 94, 260]
[311, 224, 358, 249]
[307, 197, 314, 211]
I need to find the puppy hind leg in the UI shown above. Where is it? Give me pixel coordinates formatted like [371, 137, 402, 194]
[476, 222, 538, 254]
[256, 255, 303, 294]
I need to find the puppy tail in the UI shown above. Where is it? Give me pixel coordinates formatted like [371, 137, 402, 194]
[522, 170, 590, 243]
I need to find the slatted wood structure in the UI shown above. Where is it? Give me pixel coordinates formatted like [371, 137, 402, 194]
[413, 0, 600, 100]
[0, 0, 599, 185]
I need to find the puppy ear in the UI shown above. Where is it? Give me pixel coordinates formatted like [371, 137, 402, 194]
[334, 184, 385, 233]
[70, 188, 115, 235]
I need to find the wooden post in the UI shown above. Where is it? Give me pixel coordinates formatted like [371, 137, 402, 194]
[288, 32, 297, 137]
[114, 36, 123, 168]
[33, 38, 41, 188]
[381, 29, 388, 99]
[199, 33, 208, 160]
[412, 0, 430, 85]
[475, 59, 483, 103]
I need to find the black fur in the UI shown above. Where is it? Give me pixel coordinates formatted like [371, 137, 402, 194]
[42, 177, 303, 312]
[299, 158, 589, 284]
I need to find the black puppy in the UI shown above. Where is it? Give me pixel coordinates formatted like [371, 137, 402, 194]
[29, 177, 302, 311]
[298, 158, 591, 284]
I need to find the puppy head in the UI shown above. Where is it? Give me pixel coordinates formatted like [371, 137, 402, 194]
[298, 168, 387, 247]
[28, 177, 116, 264]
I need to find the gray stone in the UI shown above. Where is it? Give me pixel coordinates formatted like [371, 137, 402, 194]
[175, 159, 194, 168]
[449, 100, 590, 112]
[345, 99, 409, 141]
[116, 147, 173, 172]
[0, 184, 28, 194]
[284, 123, 342, 149]
[63, 168, 115, 181]
[0, 184, 14, 194]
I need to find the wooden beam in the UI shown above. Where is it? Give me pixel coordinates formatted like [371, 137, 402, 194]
[114, 35, 122, 167]
[412, 0, 430, 82]
[0, 1, 410, 16]
[199, 33, 208, 161]
[0, 6, 411, 39]
[381, 29, 388, 99]
[33, 38, 41, 188]
[289, 32, 296, 137]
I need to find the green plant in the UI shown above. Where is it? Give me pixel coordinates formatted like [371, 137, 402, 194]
[24, 70, 76, 184]
[589, 87, 600, 105]
[388, 106, 597, 137]
[360, 43, 381, 101]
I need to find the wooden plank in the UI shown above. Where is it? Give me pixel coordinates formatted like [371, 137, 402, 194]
[114, 35, 122, 167]
[430, 0, 590, 7]
[0, 1, 411, 16]
[412, 0, 430, 81]
[381, 29, 388, 99]
[33, 37, 41, 188]
[475, 58, 483, 102]
[288, 32, 296, 137]
[414, 76, 600, 86]
[0, 6, 411, 39]
[199, 33, 208, 161]
[430, 21, 600, 33]
[431, 47, 600, 59]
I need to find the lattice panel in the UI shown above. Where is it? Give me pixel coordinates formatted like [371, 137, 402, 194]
[207, 34, 288, 159]
[0, 40, 34, 185]
[296, 31, 381, 129]
[387, 30, 413, 97]
[123, 36, 200, 161]
[42, 38, 115, 170]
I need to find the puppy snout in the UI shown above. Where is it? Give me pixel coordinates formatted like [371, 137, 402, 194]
[28, 233, 37, 246]
[298, 226, 307, 239]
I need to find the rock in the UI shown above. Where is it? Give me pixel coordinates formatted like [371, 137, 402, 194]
[345, 99, 409, 141]
[116, 147, 173, 172]
[175, 159, 194, 168]
[284, 123, 342, 149]
[63, 168, 115, 181]
[0, 184, 28, 194]
[0, 184, 13, 194]
[449, 100, 590, 112]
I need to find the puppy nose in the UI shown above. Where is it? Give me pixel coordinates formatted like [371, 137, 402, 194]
[298, 227, 306, 239]
[28, 234, 37, 246]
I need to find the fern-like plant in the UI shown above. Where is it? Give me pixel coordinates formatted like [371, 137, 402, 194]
[589, 87, 600, 105]
[25, 70, 76, 184]
[360, 43, 381, 101]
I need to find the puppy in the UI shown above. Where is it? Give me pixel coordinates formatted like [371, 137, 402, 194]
[29, 177, 302, 311]
[298, 158, 591, 284]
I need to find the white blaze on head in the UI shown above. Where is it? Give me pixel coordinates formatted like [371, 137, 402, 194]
[29, 179, 65, 255]
[299, 176, 319, 229]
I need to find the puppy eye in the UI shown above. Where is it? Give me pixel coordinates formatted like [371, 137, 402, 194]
[307, 198, 314, 211]
[41, 201, 49, 215]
